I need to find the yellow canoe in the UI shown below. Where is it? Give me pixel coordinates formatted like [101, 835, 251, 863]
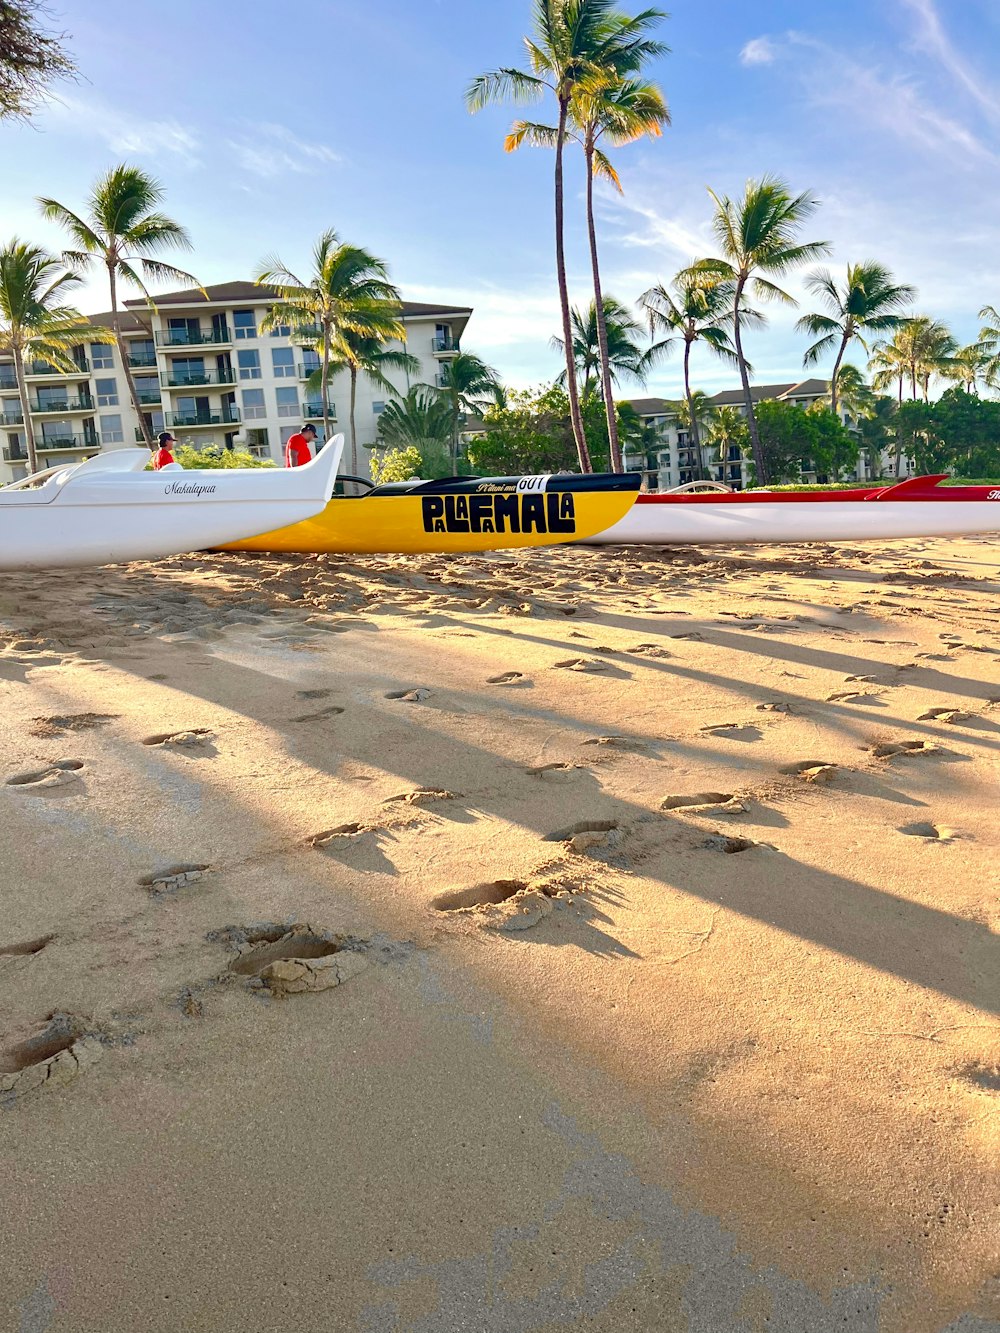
[220, 471, 641, 555]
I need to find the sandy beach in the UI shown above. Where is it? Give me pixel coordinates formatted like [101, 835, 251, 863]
[0, 535, 998, 1333]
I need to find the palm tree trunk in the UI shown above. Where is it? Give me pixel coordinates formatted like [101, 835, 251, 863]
[11, 342, 38, 474]
[555, 95, 591, 472]
[349, 367, 359, 476]
[682, 336, 707, 480]
[829, 333, 849, 420]
[894, 375, 904, 477]
[733, 277, 767, 484]
[110, 263, 151, 448]
[584, 141, 621, 473]
[321, 325, 332, 463]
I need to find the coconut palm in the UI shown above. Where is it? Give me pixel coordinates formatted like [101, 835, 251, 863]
[0, 239, 114, 474]
[686, 175, 830, 483]
[872, 317, 955, 405]
[868, 336, 909, 406]
[467, 0, 666, 473]
[38, 164, 200, 447]
[823, 363, 876, 421]
[704, 403, 748, 475]
[552, 296, 651, 397]
[946, 341, 994, 394]
[796, 261, 915, 418]
[255, 230, 406, 474]
[639, 273, 741, 474]
[976, 304, 1000, 385]
[376, 386, 454, 451]
[508, 71, 668, 470]
[431, 351, 505, 470]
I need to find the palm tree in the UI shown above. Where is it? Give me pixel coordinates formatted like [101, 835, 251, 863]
[317, 330, 419, 476]
[431, 351, 505, 470]
[255, 229, 406, 474]
[703, 403, 748, 479]
[38, 164, 200, 447]
[796, 261, 915, 418]
[640, 273, 740, 474]
[686, 175, 830, 483]
[467, 0, 665, 473]
[376, 386, 454, 451]
[868, 335, 909, 406]
[509, 71, 667, 471]
[946, 341, 994, 394]
[0, 240, 114, 474]
[552, 296, 650, 396]
[976, 304, 1000, 385]
[824, 363, 876, 421]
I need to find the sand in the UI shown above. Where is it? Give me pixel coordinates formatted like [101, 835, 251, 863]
[0, 535, 997, 1333]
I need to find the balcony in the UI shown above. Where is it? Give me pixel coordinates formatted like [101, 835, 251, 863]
[432, 333, 459, 355]
[292, 325, 322, 344]
[1, 409, 24, 426]
[164, 408, 241, 429]
[31, 395, 94, 414]
[26, 359, 89, 378]
[127, 350, 158, 368]
[134, 385, 162, 405]
[0, 372, 17, 391]
[155, 325, 232, 348]
[35, 434, 100, 451]
[3, 443, 28, 462]
[160, 367, 237, 389]
[297, 363, 322, 380]
[302, 400, 336, 419]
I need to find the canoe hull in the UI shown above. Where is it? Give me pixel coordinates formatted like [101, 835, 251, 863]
[222, 471, 641, 555]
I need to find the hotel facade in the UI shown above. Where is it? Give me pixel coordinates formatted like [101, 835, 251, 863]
[0, 281, 472, 484]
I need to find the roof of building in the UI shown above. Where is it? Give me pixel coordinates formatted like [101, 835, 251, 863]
[709, 379, 829, 406]
[88, 309, 150, 336]
[121, 281, 472, 318]
[623, 397, 677, 417]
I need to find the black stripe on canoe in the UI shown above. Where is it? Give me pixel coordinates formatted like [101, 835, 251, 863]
[368, 471, 642, 498]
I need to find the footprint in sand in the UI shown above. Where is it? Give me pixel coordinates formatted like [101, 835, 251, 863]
[296, 688, 332, 700]
[543, 818, 621, 854]
[661, 792, 745, 813]
[826, 690, 884, 705]
[382, 787, 456, 806]
[219, 923, 367, 996]
[385, 688, 431, 702]
[29, 713, 118, 739]
[310, 821, 373, 847]
[487, 671, 527, 686]
[5, 759, 84, 793]
[0, 934, 54, 958]
[432, 880, 529, 911]
[431, 876, 576, 932]
[581, 735, 648, 752]
[525, 761, 581, 780]
[290, 704, 344, 722]
[699, 722, 761, 741]
[756, 702, 791, 714]
[0, 1012, 103, 1100]
[917, 707, 972, 724]
[142, 728, 214, 748]
[138, 863, 210, 895]
[702, 833, 774, 854]
[779, 759, 839, 784]
[898, 821, 959, 841]
[670, 631, 707, 642]
[844, 673, 879, 683]
[552, 658, 611, 673]
[627, 642, 672, 659]
[869, 739, 940, 759]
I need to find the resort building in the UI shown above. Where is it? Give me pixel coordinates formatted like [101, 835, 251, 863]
[0, 281, 472, 484]
[623, 379, 908, 490]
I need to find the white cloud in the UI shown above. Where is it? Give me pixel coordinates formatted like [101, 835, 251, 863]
[42, 94, 200, 162]
[228, 123, 341, 179]
[740, 37, 776, 66]
[900, 0, 1000, 121]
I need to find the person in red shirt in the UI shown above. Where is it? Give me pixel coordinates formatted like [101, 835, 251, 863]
[151, 431, 176, 469]
[284, 423, 317, 467]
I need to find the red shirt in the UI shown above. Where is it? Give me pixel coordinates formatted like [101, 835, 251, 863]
[285, 433, 312, 467]
[151, 446, 174, 469]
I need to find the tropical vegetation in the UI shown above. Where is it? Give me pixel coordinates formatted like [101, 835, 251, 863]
[0, 0, 75, 121]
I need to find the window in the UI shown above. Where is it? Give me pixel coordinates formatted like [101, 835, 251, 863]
[95, 377, 118, 407]
[268, 319, 290, 337]
[245, 427, 270, 457]
[100, 413, 124, 443]
[279, 425, 298, 446]
[233, 309, 257, 340]
[271, 347, 295, 379]
[91, 343, 114, 369]
[128, 339, 156, 367]
[372, 401, 385, 415]
[301, 349, 320, 375]
[171, 357, 206, 385]
[241, 388, 266, 420]
[275, 387, 299, 418]
[237, 349, 261, 381]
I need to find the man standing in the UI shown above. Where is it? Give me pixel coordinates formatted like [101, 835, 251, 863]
[151, 431, 176, 469]
[284, 423, 317, 468]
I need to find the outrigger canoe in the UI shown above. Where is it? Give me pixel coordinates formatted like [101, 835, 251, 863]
[221, 470, 640, 555]
[586, 475, 1000, 545]
[0, 437, 343, 570]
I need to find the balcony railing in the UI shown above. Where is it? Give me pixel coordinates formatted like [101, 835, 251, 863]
[164, 408, 241, 429]
[27, 359, 89, 377]
[297, 363, 322, 380]
[31, 395, 94, 414]
[160, 368, 236, 388]
[2, 444, 28, 462]
[292, 325, 322, 344]
[302, 400, 336, 419]
[35, 434, 100, 450]
[155, 325, 232, 348]
[127, 350, 158, 368]
[0, 373, 17, 391]
[1, 409, 24, 425]
[134, 386, 162, 405]
[432, 334, 458, 353]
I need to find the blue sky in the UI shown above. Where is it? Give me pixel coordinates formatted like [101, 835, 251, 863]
[3, 0, 999, 399]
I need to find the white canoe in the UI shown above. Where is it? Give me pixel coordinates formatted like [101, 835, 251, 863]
[0, 437, 344, 570]
[586, 475, 1000, 545]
